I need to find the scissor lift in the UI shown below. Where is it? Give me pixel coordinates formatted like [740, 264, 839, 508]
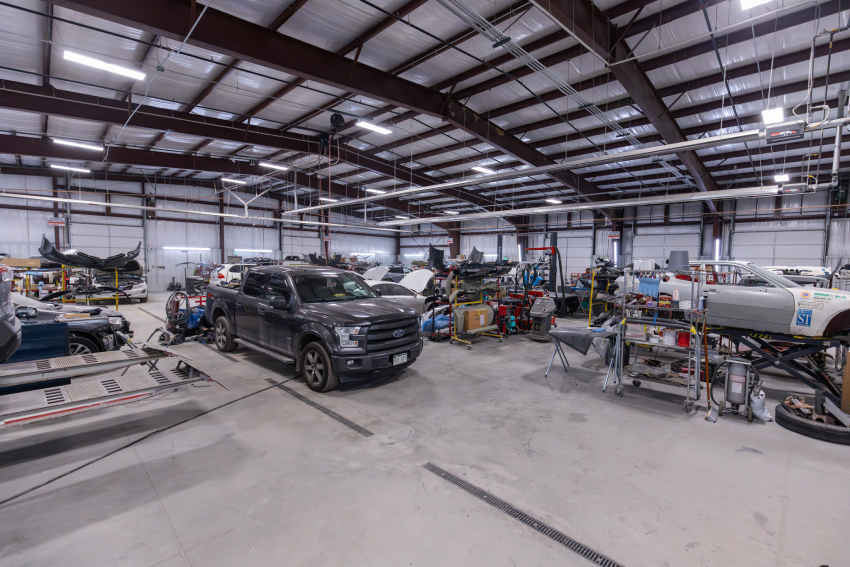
[0, 338, 208, 428]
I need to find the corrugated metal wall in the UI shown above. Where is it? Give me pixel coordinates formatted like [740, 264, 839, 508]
[0, 177, 399, 290]
[4, 174, 850, 288]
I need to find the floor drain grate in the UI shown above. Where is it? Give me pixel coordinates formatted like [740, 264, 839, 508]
[424, 463, 625, 567]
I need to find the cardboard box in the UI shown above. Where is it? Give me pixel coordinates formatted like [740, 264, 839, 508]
[1, 258, 41, 268]
[464, 308, 487, 331]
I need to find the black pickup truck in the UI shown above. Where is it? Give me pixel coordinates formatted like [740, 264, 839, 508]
[205, 265, 422, 392]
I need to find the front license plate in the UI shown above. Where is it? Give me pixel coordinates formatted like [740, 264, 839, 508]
[392, 353, 408, 366]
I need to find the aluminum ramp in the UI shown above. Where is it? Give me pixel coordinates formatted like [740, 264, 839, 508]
[0, 362, 208, 427]
[0, 341, 187, 389]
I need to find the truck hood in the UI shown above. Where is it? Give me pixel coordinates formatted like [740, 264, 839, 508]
[300, 298, 416, 325]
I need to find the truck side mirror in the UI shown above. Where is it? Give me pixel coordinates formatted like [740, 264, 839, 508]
[270, 296, 292, 311]
[374, 289, 382, 297]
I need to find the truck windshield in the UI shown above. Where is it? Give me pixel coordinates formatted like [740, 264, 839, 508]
[293, 272, 376, 303]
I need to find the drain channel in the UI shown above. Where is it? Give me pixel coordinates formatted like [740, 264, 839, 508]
[424, 463, 625, 567]
[268, 379, 373, 437]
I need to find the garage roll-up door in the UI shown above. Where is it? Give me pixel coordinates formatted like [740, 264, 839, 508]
[555, 231, 593, 279]
[733, 230, 824, 266]
[632, 232, 699, 266]
[70, 222, 143, 260]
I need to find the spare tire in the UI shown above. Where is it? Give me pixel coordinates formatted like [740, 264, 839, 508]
[774, 403, 850, 445]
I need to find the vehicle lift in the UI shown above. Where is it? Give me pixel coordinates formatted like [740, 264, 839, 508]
[0, 333, 209, 428]
[713, 326, 846, 408]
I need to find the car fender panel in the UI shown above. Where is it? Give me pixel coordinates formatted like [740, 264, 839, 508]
[790, 289, 850, 336]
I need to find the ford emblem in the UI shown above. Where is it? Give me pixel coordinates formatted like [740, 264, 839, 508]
[393, 329, 405, 338]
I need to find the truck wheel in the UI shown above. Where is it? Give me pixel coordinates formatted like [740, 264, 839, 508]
[139, 296, 148, 303]
[214, 316, 237, 352]
[301, 342, 340, 392]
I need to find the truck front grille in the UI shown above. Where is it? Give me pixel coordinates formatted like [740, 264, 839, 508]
[365, 318, 419, 352]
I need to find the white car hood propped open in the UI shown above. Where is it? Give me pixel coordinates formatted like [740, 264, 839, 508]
[363, 266, 390, 281]
[399, 269, 434, 294]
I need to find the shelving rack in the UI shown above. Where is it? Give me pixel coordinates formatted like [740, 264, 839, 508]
[607, 267, 705, 412]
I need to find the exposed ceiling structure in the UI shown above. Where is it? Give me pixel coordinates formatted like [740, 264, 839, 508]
[0, 0, 846, 230]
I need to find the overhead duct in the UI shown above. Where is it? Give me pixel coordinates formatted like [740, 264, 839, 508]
[0, 191, 409, 233]
[378, 185, 791, 226]
[286, 130, 762, 216]
[286, 116, 850, 217]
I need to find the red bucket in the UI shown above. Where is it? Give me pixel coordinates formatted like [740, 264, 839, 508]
[677, 331, 690, 347]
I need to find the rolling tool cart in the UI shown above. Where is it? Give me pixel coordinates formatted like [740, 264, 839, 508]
[607, 266, 705, 412]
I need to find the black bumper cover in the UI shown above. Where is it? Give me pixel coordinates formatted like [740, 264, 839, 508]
[333, 338, 423, 380]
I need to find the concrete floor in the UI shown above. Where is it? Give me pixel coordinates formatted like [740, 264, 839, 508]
[1, 292, 848, 566]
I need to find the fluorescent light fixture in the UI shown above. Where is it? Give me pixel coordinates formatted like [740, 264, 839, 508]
[319, 197, 338, 202]
[364, 188, 386, 194]
[443, 211, 459, 215]
[714, 238, 721, 261]
[545, 198, 562, 204]
[774, 174, 790, 182]
[259, 162, 289, 171]
[53, 138, 103, 152]
[50, 164, 90, 173]
[404, 253, 424, 257]
[395, 215, 409, 219]
[64, 50, 146, 81]
[234, 249, 272, 253]
[741, 0, 771, 9]
[356, 121, 392, 135]
[517, 243, 522, 261]
[761, 107, 784, 124]
[163, 246, 210, 251]
[521, 137, 531, 142]
[472, 166, 495, 174]
[613, 240, 619, 267]
[221, 177, 246, 185]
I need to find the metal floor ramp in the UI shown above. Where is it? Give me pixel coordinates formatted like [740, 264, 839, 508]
[0, 363, 208, 427]
[0, 341, 185, 389]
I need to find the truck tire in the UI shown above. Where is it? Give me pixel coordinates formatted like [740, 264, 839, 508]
[300, 342, 340, 392]
[214, 316, 237, 352]
[774, 403, 850, 445]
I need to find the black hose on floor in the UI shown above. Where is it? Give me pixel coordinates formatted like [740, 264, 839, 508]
[0, 381, 289, 508]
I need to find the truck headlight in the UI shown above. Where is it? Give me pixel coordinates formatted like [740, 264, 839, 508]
[334, 326, 362, 348]
[108, 317, 124, 329]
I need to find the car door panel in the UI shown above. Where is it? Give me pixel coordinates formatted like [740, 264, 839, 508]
[263, 274, 296, 355]
[235, 272, 267, 343]
[702, 276, 795, 333]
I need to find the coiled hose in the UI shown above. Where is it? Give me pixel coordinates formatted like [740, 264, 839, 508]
[166, 291, 191, 325]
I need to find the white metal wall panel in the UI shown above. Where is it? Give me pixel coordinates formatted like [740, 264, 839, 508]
[633, 233, 699, 266]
